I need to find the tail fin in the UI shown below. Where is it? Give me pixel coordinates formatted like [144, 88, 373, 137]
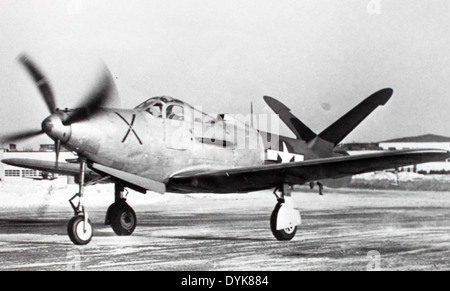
[263, 96, 317, 143]
[264, 88, 393, 148]
[318, 88, 393, 146]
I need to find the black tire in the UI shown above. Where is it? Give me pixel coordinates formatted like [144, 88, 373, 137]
[270, 203, 297, 241]
[109, 202, 137, 236]
[104, 203, 115, 225]
[68, 215, 93, 245]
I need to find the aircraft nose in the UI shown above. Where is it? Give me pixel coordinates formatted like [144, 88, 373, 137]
[41, 114, 71, 143]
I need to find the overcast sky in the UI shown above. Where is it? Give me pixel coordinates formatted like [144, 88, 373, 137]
[0, 0, 449, 148]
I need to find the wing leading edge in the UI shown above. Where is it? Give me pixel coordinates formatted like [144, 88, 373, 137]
[1, 159, 101, 180]
[168, 149, 449, 193]
[4, 149, 449, 194]
[1, 159, 164, 194]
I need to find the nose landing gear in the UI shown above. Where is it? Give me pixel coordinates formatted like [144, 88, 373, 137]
[68, 214, 93, 245]
[67, 159, 93, 245]
[66, 160, 138, 245]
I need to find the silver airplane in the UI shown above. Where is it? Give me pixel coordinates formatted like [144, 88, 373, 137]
[1, 55, 448, 245]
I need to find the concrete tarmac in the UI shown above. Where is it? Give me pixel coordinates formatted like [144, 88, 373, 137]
[0, 187, 449, 271]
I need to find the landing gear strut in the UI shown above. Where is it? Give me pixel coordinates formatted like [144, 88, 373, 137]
[67, 159, 93, 245]
[270, 184, 301, 241]
[309, 181, 324, 195]
[105, 183, 137, 236]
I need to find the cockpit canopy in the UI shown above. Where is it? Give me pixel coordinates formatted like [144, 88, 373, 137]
[135, 96, 215, 123]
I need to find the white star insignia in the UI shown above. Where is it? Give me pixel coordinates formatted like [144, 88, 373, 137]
[266, 141, 305, 163]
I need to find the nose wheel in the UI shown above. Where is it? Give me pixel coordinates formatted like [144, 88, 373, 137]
[68, 215, 93, 245]
[67, 159, 94, 245]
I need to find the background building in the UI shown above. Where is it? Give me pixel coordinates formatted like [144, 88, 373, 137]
[0, 144, 76, 181]
[378, 134, 450, 151]
[378, 134, 450, 173]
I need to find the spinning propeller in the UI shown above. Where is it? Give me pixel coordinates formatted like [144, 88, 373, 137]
[0, 54, 117, 167]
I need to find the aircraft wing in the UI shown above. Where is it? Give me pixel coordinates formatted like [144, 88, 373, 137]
[1, 159, 101, 180]
[1, 159, 162, 194]
[168, 149, 449, 193]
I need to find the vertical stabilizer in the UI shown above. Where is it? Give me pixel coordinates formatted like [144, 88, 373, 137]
[263, 96, 317, 143]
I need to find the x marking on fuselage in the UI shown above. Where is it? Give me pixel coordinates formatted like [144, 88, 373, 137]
[115, 112, 143, 145]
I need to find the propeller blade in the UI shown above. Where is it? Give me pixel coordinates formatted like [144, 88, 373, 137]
[55, 139, 61, 168]
[0, 129, 43, 143]
[18, 54, 57, 114]
[63, 65, 116, 125]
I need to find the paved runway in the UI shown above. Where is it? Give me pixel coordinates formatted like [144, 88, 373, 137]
[0, 186, 449, 271]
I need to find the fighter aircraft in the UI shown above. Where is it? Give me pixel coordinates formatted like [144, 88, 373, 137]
[1, 55, 448, 245]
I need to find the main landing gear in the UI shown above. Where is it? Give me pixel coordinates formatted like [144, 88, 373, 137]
[67, 160, 137, 245]
[105, 184, 137, 236]
[270, 184, 301, 241]
[309, 181, 324, 195]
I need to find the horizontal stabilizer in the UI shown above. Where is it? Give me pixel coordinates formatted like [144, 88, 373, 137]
[263, 96, 317, 142]
[318, 88, 393, 146]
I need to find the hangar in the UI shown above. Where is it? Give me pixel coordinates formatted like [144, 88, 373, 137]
[378, 134, 450, 173]
[341, 134, 450, 173]
[379, 134, 450, 152]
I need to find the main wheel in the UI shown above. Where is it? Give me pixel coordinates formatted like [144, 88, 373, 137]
[68, 215, 93, 245]
[109, 202, 137, 236]
[270, 203, 297, 241]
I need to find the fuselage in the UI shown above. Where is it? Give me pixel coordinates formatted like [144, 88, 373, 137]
[61, 97, 266, 183]
[50, 96, 351, 189]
